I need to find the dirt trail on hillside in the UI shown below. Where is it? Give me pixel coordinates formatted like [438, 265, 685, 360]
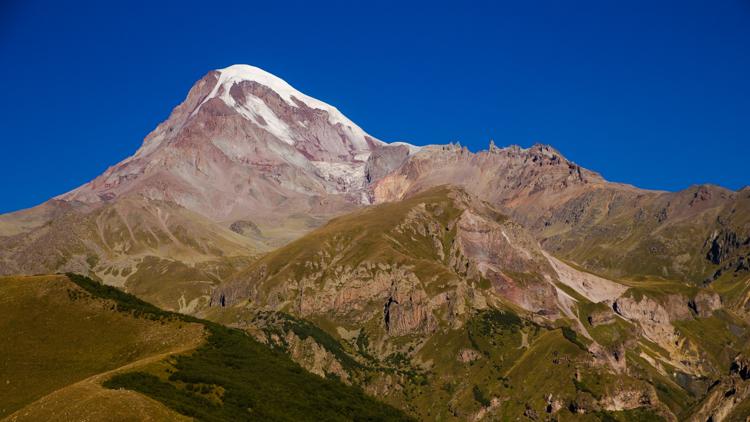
[4, 328, 205, 422]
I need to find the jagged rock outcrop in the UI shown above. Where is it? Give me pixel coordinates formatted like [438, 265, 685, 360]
[731, 354, 750, 381]
[457, 348, 483, 363]
[365, 143, 412, 184]
[283, 331, 352, 383]
[687, 355, 750, 422]
[371, 144, 602, 212]
[453, 208, 559, 314]
[587, 307, 617, 326]
[229, 219, 263, 238]
[612, 293, 714, 377]
[599, 386, 656, 412]
[707, 229, 743, 265]
[690, 290, 722, 317]
[612, 296, 676, 343]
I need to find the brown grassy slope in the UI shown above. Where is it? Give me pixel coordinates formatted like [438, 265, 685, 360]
[0, 275, 204, 419]
[6, 349, 196, 422]
[543, 185, 750, 284]
[0, 197, 264, 312]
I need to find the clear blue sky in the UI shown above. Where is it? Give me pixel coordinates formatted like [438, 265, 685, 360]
[1, 0, 748, 213]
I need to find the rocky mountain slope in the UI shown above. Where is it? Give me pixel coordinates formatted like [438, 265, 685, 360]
[371, 143, 750, 285]
[205, 186, 750, 420]
[58, 65, 384, 222]
[0, 197, 260, 310]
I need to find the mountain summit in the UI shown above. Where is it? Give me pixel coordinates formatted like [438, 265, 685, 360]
[60, 65, 395, 223]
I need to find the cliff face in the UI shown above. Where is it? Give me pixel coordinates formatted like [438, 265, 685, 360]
[205, 186, 736, 420]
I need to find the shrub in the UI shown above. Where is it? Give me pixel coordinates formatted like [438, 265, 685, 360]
[472, 385, 491, 407]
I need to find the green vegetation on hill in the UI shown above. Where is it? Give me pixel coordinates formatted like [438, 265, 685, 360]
[105, 323, 411, 422]
[673, 310, 749, 373]
[64, 274, 413, 421]
[1, 274, 411, 421]
[0, 274, 203, 418]
[549, 186, 750, 286]
[67, 272, 185, 321]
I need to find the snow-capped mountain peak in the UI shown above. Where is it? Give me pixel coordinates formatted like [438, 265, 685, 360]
[197, 64, 379, 151]
[57, 64, 416, 221]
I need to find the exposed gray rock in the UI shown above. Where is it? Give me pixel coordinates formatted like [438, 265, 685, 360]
[365, 143, 410, 184]
[229, 219, 263, 238]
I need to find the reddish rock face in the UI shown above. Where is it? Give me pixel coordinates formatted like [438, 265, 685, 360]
[56, 65, 392, 231]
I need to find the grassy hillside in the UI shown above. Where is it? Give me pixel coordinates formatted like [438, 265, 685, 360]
[1, 274, 410, 421]
[0, 274, 204, 419]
